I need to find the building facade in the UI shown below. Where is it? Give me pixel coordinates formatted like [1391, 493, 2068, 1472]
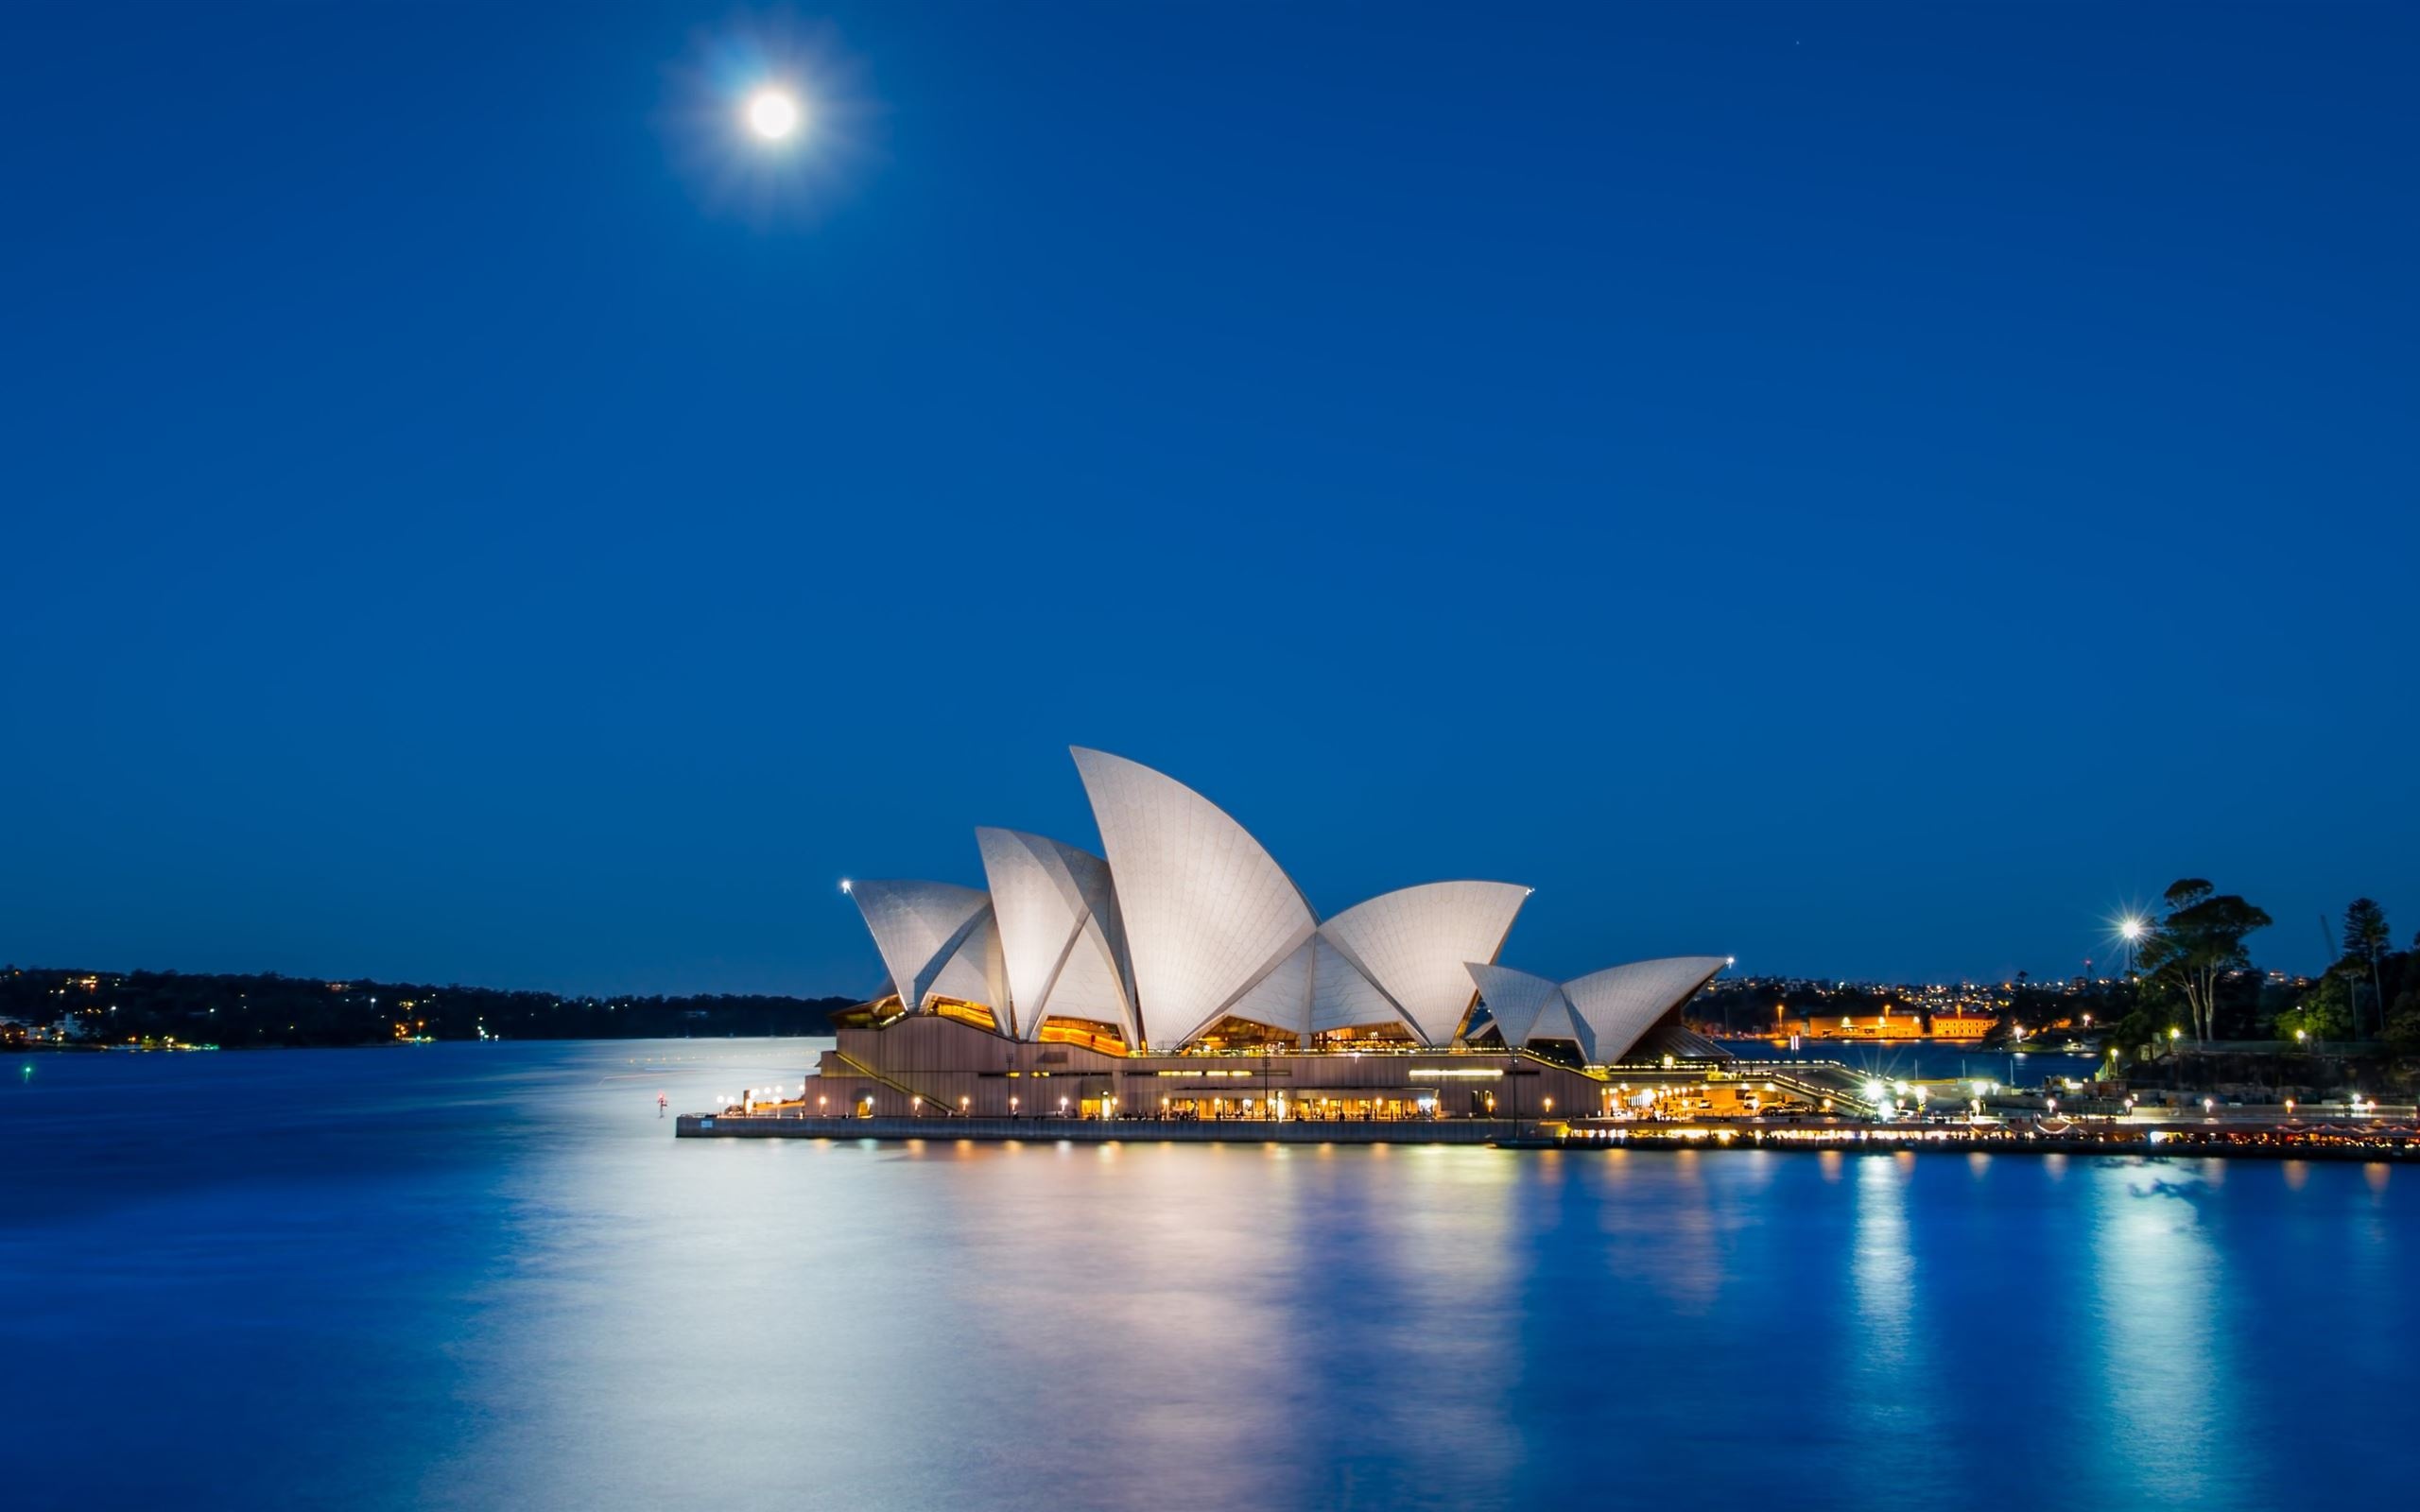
[824, 748, 1731, 1095]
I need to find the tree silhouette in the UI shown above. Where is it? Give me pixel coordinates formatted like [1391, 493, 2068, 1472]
[2137, 879, 2272, 1047]
[2342, 899, 2390, 1040]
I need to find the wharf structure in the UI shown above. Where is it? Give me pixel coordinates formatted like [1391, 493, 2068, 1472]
[683, 747, 1880, 1136]
[726, 1011, 1863, 1126]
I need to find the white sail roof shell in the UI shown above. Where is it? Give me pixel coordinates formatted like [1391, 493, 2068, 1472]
[849, 880, 994, 1015]
[1034, 914, 1136, 1040]
[1072, 747, 1317, 1046]
[975, 828, 1134, 1041]
[1465, 963, 1576, 1051]
[1560, 956, 1730, 1064]
[1319, 882, 1529, 1045]
[925, 911, 1008, 1020]
[1219, 936, 1314, 1038]
[1214, 935, 1410, 1040]
[1306, 936, 1403, 1035]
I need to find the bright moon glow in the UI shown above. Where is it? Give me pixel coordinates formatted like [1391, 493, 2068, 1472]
[746, 89, 802, 141]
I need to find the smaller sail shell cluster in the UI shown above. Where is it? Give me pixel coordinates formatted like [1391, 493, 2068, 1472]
[846, 748, 1721, 1059]
[847, 880, 1002, 1027]
[1465, 957, 1732, 1064]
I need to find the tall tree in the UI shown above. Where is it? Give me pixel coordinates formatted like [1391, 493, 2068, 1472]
[2342, 898, 2391, 1040]
[2137, 879, 2273, 1047]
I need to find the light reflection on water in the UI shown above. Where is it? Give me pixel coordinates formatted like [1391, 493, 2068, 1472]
[2090, 1159, 2233, 1505]
[2, 1040, 2415, 1511]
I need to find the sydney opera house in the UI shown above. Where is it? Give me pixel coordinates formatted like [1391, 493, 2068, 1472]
[776, 748, 1756, 1126]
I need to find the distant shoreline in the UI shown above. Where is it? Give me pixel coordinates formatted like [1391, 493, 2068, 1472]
[4, 966, 857, 1050]
[9, 1031, 845, 1054]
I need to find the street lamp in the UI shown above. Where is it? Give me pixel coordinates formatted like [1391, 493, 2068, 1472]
[2119, 915, 2146, 976]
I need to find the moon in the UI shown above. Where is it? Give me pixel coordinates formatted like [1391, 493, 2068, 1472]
[745, 88, 802, 142]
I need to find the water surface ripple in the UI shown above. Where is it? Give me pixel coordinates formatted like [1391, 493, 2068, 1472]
[3, 1040, 2410, 1510]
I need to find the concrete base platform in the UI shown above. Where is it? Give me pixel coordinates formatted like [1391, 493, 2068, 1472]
[676, 1112, 2418, 1160]
[677, 1113, 1522, 1144]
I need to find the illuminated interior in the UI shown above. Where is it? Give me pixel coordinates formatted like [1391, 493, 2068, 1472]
[1035, 1016, 1129, 1056]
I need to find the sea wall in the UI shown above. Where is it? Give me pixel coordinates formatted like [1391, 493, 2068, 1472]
[674, 1111, 2419, 1160]
[676, 1113, 1518, 1144]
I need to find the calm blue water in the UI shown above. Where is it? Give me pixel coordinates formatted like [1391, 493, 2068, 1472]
[4, 1040, 2413, 1510]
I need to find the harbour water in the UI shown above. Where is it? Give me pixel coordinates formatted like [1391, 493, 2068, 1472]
[4, 1039, 2412, 1510]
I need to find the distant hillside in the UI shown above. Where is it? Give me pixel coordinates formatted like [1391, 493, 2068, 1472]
[0, 967, 859, 1048]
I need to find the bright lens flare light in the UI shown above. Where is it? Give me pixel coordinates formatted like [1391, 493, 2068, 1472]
[2119, 916, 2146, 942]
[745, 88, 802, 141]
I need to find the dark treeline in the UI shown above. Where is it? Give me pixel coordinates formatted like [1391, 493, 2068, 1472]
[2110, 885, 2420, 1058]
[1, 967, 860, 1048]
[1693, 886, 2420, 1074]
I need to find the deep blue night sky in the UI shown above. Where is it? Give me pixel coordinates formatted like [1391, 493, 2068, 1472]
[6, 3, 2413, 995]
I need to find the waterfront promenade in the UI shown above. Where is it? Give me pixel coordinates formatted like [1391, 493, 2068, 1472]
[682, 1112, 1519, 1144]
[678, 1110, 2419, 1160]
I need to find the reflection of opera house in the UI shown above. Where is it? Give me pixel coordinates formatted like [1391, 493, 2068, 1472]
[787, 748, 1789, 1126]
